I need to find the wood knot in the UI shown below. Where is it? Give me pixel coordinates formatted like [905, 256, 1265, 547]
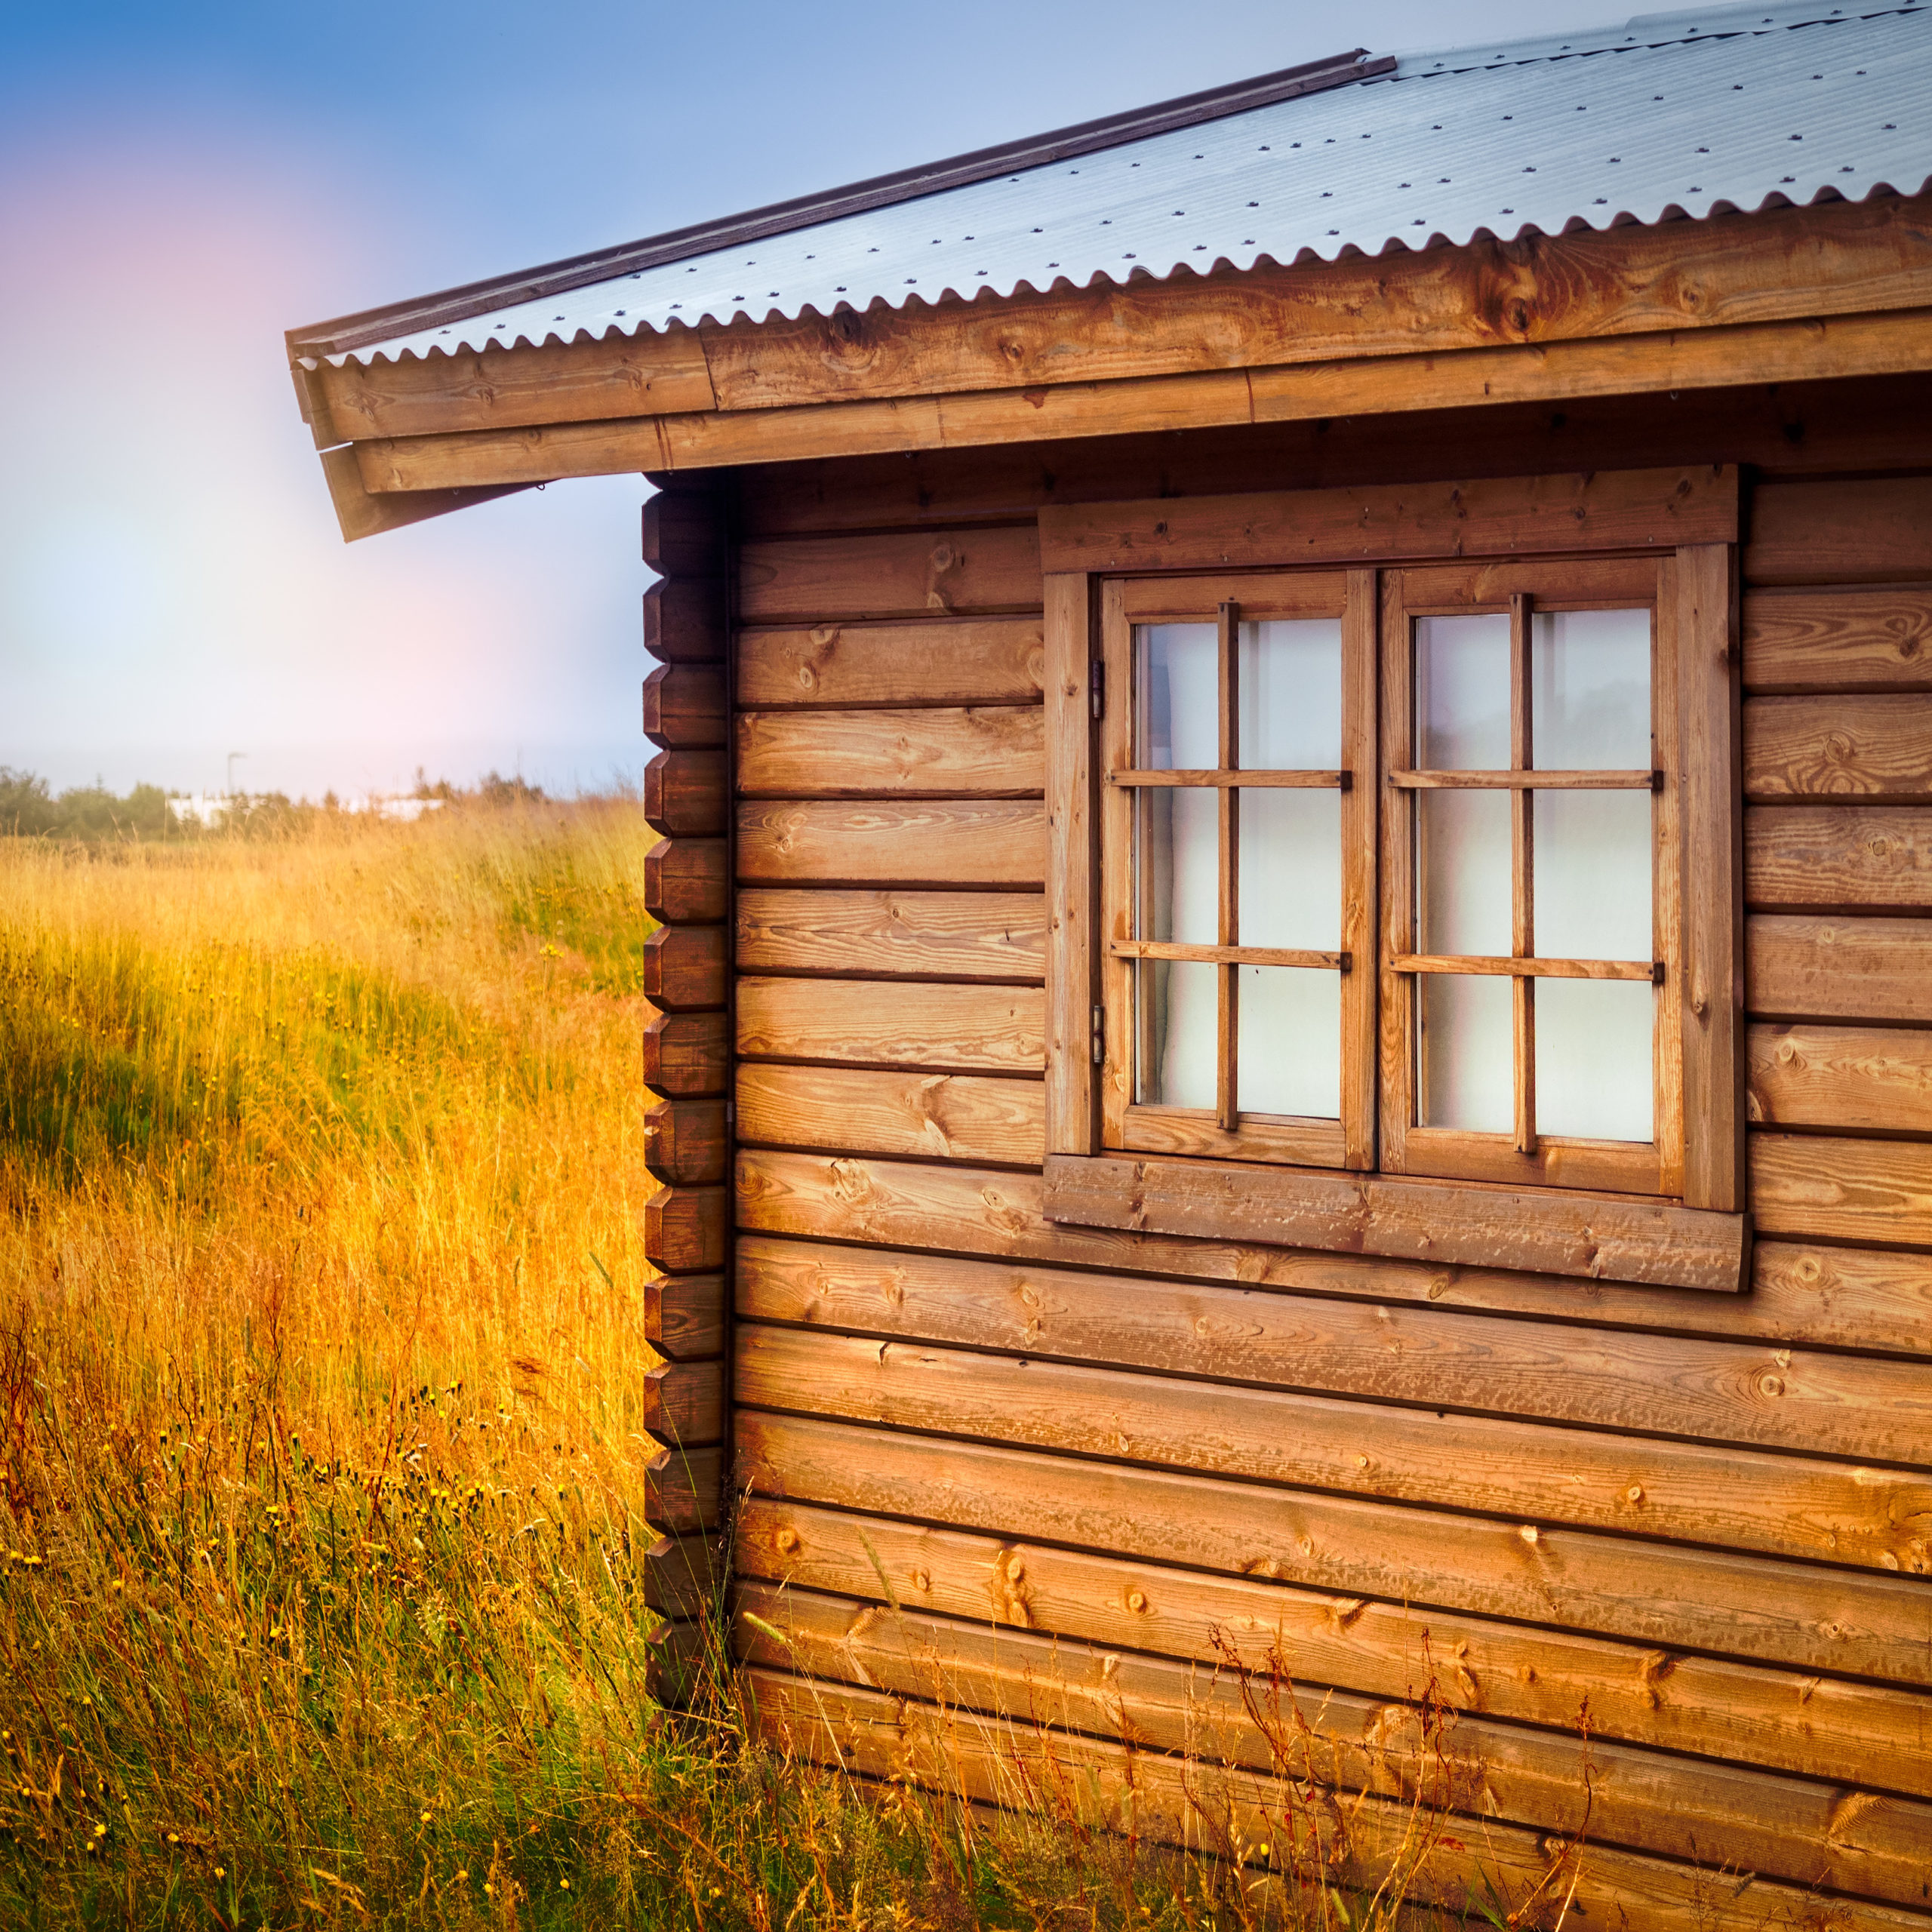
[1126, 1589, 1149, 1614]
[774, 1527, 799, 1554]
[1758, 1373, 1786, 1398]
[911, 1569, 931, 1593]
[1625, 1484, 1644, 1506]
[1518, 1524, 1540, 1546]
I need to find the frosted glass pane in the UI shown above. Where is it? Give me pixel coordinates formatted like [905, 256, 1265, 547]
[1533, 609, 1651, 770]
[1419, 790, 1510, 956]
[1537, 979, 1654, 1141]
[1136, 624, 1217, 768]
[1239, 619, 1340, 768]
[1534, 792, 1651, 962]
[1239, 791, 1340, 950]
[1136, 787, 1217, 944]
[1138, 958, 1217, 1109]
[1419, 975, 1513, 1133]
[1417, 614, 1509, 768]
[1238, 967, 1340, 1118]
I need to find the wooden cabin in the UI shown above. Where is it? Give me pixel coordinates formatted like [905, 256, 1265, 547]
[288, 5, 1932, 1917]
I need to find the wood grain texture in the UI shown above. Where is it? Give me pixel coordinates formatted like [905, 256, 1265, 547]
[1746, 694, 1932, 801]
[1749, 1023, 1932, 1132]
[1749, 915, 1932, 1023]
[737, 1063, 1044, 1165]
[641, 924, 728, 1010]
[748, 1670, 1932, 1932]
[735, 1411, 1932, 1690]
[644, 748, 728, 836]
[737, 620, 1044, 708]
[641, 1358, 724, 1448]
[645, 1269, 726, 1360]
[641, 1528, 721, 1619]
[736, 706, 1043, 797]
[738, 528, 1041, 623]
[1744, 587, 1932, 694]
[1752, 1133, 1932, 1247]
[1746, 806, 1932, 908]
[734, 888, 1047, 980]
[645, 837, 728, 924]
[736, 977, 1044, 1072]
[642, 577, 727, 665]
[644, 1441, 722, 1533]
[737, 1498, 1932, 1819]
[735, 1235, 1932, 1477]
[641, 1008, 729, 1098]
[1747, 478, 1932, 586]
[735, 1148, 1932, 1357]
[736, 801, 1047, 887]
[1039, 467, 1737, 574]
[642, 1096, 729, 1186]
[1043, 1153, 1748, 1293]
[641, 482, 729, 576]
[641, 663, 727, 749]
[643, 1183, 728, 1274]
[734, 1320, 1930, 1578]
[740, 1579, 1932, 1906]
[1043, 571, 1097, 1158]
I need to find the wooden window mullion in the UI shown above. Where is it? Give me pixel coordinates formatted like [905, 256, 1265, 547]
[1509, 592, 1536, 1155]
[1217, 600, 1239, 1133]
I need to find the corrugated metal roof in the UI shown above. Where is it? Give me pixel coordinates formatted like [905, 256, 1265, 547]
[317, 0, 1931, 370]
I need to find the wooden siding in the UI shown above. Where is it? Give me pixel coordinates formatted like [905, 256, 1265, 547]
[724, 441, 1932, 1916]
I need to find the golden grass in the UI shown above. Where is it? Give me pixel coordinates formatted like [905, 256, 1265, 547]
[0, 805, 1524, 1930]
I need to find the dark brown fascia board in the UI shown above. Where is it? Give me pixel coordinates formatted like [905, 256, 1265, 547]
[286, 48, 1393, 361]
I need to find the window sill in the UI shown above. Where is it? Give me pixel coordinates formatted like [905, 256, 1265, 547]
[1041, 1154, 1749, 1293]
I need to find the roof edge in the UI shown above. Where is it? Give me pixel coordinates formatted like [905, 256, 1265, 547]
[286, 47, 1392, 359]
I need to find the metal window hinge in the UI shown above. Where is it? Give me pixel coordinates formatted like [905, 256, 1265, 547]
[1091, 1004, 1105, 1064]
[1089, 660, 1105, 720]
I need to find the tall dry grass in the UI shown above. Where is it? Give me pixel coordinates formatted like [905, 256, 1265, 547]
[0, 805, 1523, 1929]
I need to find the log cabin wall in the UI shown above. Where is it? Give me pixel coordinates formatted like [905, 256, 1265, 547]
[718, 373, 1932, 1921]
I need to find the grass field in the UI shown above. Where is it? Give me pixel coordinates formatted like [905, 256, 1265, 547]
[0, 804, 1513, 1930]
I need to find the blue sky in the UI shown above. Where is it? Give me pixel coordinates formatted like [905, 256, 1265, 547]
[1, 0, 1629, 799]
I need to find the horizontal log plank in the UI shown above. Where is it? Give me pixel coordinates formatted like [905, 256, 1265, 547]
[642, 1096, 729, 1186]
[641, 1358, 724, 1448]
[737, 1411, 1932, 1703]
[641, 484, 729, 576]
[736, 706, 1044, 797]
[1744, 587, 1932, 694]
[644, 1183, 728, 1274]
[736, 1064, 1044, 1166]
[641, 1008, 728, 1098]
[641, 1528, 721, 1619]
[645, 1269, 725, 1360]
[739, 1578, 1932, 1903]
[644, 1441, 722, 1534]
[644, 837, 728, 924]
[738, 1498, 1932, 1814]
[736, 1148, 1932, 1357]
[641, 924, 727, 1009]
[1747, 477, 1932, 586]
[643, 577, 726, 665]
[1746, 806, 1932, 909]
[737, 978, 1044, 1072]
[1044, 1152, 1747, 1293]
[738, 619, 1045, 709]
[749, 1670, 1932, 1932]
[738, 528, 1041, 624]
[736, 1235, 1932, 1477]
[1749, 1023, 1932, 1133]
[641, 663, 727, 749]
[735, 888, 1047, 980]
[737, 801, 1047, 886]
[1039, 466, 1736, 575]
[1749, 915, 1932, 1024]
[1746, 695, 1932, 801]
[735, 1321, 1932, 1577]
[644, 749, 727, 836]
[1752, 1133, 1932, 1247]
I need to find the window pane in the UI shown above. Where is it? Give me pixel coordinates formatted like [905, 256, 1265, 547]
[1239, 619, 1340, 768]
[1135, 787, 1217, 944]
[1137, 958, 1217, 1109]
[1532, 609, 1651, 770]
[1239, 791, 1340, 950]
[1537, 979, 1654, 1141]
[1419, 790, 1510, 956]
[1419, 974, 1512, 1133]
[1238, 967, 1340, 1118]
[1136, 623, 1217, 768]
[1534, 792, 1652, 963]
[1417, 614, 1509, 769]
